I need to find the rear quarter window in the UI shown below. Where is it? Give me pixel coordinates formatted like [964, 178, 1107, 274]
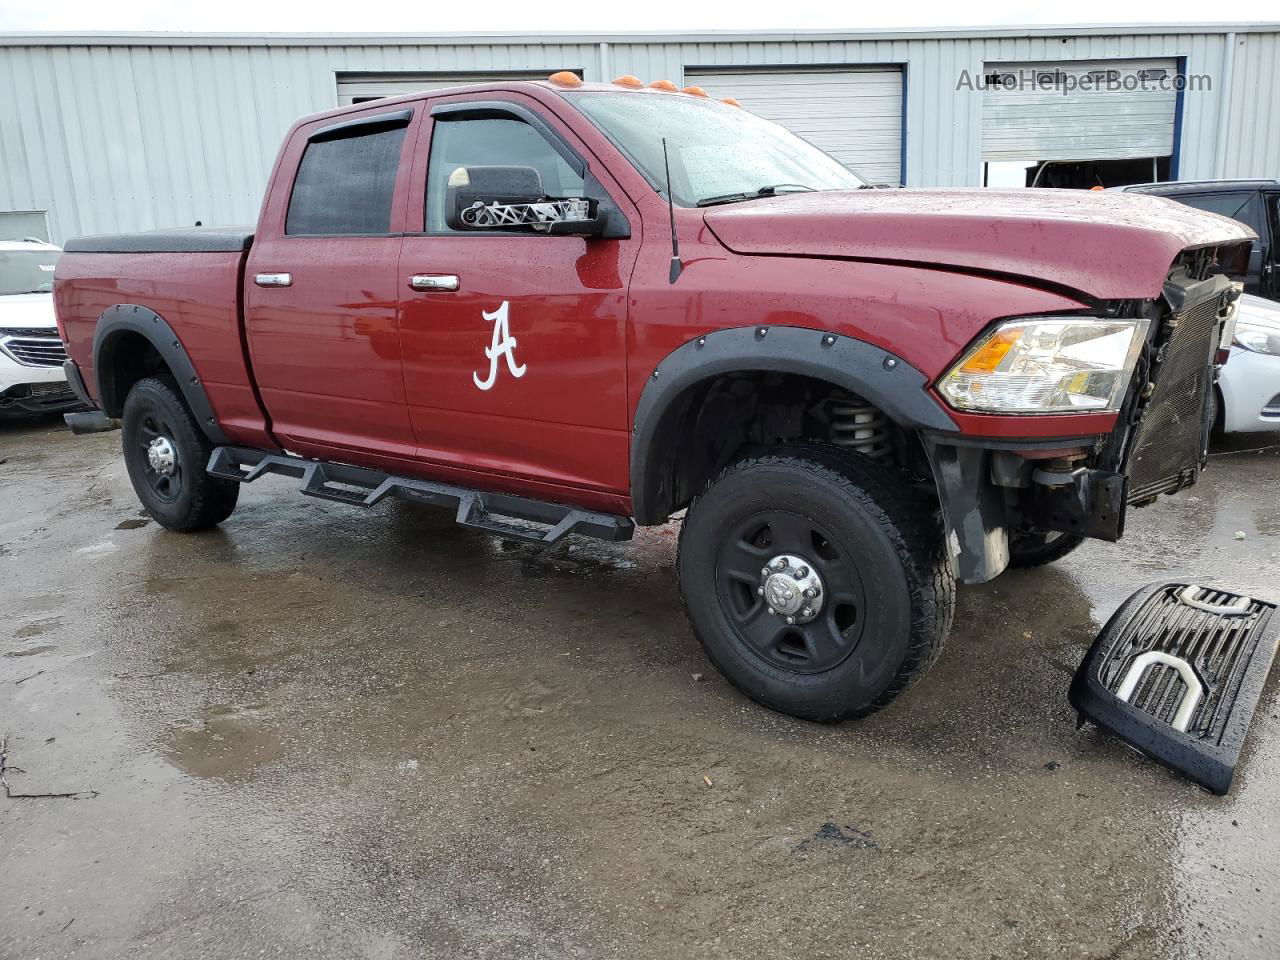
[1175, 192, 1266, 240]
[286, 120, 408, 236]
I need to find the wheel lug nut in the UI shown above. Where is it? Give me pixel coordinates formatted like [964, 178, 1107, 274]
[772, 558, 787, 571]
[796, 566, 809, 578]
[757, 586, 765, 596]
[801, 607, 813, 619]
[786, 616, 796, 625]
[803, 588, 816, 599]
[761, 567, 771, 578]
[767, 607, 776, 616]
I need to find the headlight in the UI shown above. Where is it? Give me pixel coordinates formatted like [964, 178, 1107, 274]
[1233, 323, 1280, 357]
[938, 317, 1150, 414]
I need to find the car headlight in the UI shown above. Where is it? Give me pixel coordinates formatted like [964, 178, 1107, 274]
[1233, 322, 1280, 357]
[938, 317, 1150, 414]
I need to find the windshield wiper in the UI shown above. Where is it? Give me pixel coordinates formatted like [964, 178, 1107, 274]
[695, 183, 817, 207]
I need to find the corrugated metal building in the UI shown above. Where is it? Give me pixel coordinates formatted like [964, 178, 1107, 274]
[1, 24, 1277, 244]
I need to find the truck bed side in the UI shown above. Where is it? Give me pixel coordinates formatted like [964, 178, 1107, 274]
[54, 228, 274, 449]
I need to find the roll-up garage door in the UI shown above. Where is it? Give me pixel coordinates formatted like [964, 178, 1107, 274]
[982, 58, 1178, 162]
[687, 68, 904, 186]
[336, 71, 581, 106]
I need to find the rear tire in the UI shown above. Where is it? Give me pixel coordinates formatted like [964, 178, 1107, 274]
[677, 446, 955, 722]
[121, 376, 238, 532]
[1007, 529, 1085, 569]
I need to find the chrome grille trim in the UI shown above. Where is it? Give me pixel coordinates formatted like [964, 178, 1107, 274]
[0, 334, 68, 368]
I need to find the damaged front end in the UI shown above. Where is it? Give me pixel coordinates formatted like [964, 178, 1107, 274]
[927, 244, 1248, 584]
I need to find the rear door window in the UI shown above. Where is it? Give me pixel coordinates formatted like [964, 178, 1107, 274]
[286, 116, 410, 236]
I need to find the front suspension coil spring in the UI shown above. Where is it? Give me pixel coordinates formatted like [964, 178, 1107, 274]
[827, 394, 891, 461]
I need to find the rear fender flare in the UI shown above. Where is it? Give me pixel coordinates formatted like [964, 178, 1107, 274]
[92, 303, 229, 444]
[629, 325, 958, 523]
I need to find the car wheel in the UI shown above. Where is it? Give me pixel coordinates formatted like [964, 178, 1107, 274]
[1007, 529, 1085, 569]
[121, 376, 238, 532]
[677, 446, 955, 721]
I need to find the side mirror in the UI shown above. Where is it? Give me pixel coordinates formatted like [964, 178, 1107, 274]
[444, 165, 605, 236]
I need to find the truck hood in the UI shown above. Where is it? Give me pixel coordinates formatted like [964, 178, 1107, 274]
[0, 292, 56, 328]
[702, 188, 1255, 301]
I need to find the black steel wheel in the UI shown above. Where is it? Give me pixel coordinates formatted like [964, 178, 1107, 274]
[678, 446, 955, 721]
[715, 511, 866, 676]
[121, 376, 238, 532]
[1007, 529, 1085, 569]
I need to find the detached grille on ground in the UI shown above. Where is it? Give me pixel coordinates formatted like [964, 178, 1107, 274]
[1125, 296, 1222, 503]
[1070, 581, 1280, 794]
[1, 334, 68, 367]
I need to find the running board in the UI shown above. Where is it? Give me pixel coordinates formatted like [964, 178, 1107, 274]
[1070, 581, 1280, 794]
[207, 446, 634, 545]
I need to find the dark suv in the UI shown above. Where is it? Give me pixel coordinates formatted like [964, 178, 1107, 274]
[1115, 180, 1280, 301]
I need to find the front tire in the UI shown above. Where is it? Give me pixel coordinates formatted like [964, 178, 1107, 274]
[121, 376, 238, 532]
[677, 447, 955, 721]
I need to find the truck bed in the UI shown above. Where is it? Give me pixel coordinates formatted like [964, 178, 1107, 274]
[55, 226, 272, 449]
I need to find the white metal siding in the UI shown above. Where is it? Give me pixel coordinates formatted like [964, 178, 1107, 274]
[688, 68, 903, 185]
[982, 58, 1178, 162]
[0, 29, 1277, 244]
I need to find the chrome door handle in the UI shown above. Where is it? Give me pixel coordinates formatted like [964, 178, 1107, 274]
[408, 274, 460, 292]
[254, 272, 293, 288]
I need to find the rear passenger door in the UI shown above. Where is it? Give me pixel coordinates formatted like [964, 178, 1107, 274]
[244, 106, 419, 465]
[1264, 191, 1280, 301]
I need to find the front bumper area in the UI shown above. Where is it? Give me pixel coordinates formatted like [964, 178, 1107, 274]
[0, 380, 84, 417]
[929, 268, 1235, 584]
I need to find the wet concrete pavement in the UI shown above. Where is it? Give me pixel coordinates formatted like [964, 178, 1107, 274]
[3, 416, 1280, 959]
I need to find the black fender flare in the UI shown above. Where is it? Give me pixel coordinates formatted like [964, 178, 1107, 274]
[92, 303, 229, 445]
[629, 324, 958, 523]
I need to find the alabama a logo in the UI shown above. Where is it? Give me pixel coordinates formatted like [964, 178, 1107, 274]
[473, 300, 526, 391]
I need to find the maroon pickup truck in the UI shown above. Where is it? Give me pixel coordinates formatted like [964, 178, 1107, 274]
[55, 74, 1253, 722]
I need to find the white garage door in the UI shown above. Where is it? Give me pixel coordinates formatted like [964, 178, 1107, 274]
[336, 72, 580, 106]
[688, 68, 904, 186]
[982, 58, 1179, 162]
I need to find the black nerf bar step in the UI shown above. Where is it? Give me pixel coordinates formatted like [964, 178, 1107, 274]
[207, 446, 634, 545]
[1070, 581, 1280, 794]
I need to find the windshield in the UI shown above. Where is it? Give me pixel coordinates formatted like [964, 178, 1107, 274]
[570, 92, 866, 206]
[0, 247, 59, 296]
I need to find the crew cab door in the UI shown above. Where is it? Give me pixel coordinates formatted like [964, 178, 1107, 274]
[1264, 191, 1280, 301]
[397, 95, 640, 497]
[244, 106, 420, 463]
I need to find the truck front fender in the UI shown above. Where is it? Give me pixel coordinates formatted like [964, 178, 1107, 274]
[629, 325, 957, 524]
[92, 303, 229, 444]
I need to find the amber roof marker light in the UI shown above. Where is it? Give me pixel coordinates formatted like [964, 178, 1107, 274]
[681, 85, 709, 97]
[720, 97, 742, 107]
[548, 71, 583, 87]
[648, 79, 679, 91]
[612, 74, 644, 88]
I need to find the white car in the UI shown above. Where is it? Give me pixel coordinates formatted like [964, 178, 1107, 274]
[0, 238, 82, 420]
[1220, 293, 1280, 433]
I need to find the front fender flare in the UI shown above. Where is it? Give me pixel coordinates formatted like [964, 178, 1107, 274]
[92, 303, 229, 444]
[629, 325, 957, 523]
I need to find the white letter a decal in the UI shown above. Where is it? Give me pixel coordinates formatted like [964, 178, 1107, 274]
[473, 301, 526, 391]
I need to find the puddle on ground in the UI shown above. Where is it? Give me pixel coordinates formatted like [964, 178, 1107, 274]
[13, 616, 62, 639]
[162, 703, 284, 784]
[5, 644, 58, 657]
